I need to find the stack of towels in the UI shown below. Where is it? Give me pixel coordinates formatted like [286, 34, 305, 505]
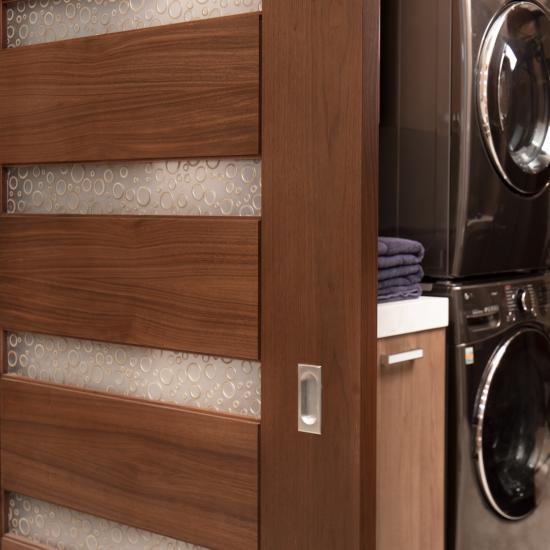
[378, 237, 425, 303]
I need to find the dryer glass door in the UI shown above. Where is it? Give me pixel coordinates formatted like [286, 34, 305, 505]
[475, 328, 550, 520]
[478, 1, 550, 195]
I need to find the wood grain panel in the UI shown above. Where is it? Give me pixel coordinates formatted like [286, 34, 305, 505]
[361, 1, 381, 546]
[261, 0, 379, 549]
[1, 377, 259, 550]
[0, 2, 6, 49]
[3, 534, 50, 550]
[0, 215, 259, 359]
[0, 14, 260, 164]
[377, 330, 445, 550]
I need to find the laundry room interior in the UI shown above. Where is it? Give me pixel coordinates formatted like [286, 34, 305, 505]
[0, 0, 547, 549]
[378, 0, 550, 548]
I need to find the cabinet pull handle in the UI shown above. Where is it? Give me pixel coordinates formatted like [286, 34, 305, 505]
[382, 348, 424, 367]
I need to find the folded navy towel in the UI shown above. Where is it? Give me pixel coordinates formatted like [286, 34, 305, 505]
[377, 283, 422, 303]
[378, 254, 423, 269]
[377, 238, 424, 303]
[378, 264, 424, 282]
[378, 272, 424, 290]
[378, 237, 425, 259]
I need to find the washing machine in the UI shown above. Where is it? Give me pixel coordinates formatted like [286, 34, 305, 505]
[427, 273, 550, 549]
[380, 0, 550, 279]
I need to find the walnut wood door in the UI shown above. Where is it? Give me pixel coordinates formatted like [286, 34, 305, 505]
[0, 5, 261, 550]
[0, 0, 380, 548]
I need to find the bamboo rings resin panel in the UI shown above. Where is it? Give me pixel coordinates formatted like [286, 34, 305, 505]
[7, 331, 261, 418]
[6, 160, 261, 216]
[6, 0, 262, 47]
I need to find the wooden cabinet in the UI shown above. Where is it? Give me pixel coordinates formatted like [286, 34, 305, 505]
[377, 329, 446, 550]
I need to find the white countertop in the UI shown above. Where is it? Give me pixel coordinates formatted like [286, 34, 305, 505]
[377, 296, 449, 339]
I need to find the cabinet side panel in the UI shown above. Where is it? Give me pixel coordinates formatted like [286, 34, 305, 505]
[377, 329, 445, 550]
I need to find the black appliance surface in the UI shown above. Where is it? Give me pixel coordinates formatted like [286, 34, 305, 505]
[380, 0, 550, 279]
[428, 273, 550, 550]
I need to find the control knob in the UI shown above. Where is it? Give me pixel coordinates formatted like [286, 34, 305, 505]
[516, 289, 534, 313]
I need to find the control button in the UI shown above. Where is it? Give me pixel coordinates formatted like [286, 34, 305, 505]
[517, 288, 534, 313]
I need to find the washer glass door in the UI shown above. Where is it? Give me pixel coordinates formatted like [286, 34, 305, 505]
[475, 328, 550, 520]
[478, 1, 550, 195]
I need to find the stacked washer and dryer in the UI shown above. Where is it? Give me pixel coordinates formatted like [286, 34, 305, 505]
[380, 1, 550, 549]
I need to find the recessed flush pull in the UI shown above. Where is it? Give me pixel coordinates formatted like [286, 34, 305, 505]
[298, 364, 322, 435]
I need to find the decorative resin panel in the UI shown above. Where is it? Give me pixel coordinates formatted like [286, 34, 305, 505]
[9, 493, 209, 550]
[6, 160, 261, 216]
[7, 331, 261, 418]
[5, 0, 263, 217]
[6, 0, 262, 47]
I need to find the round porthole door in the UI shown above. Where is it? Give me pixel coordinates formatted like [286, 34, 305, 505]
[474, 328, 550, 520]
[478, 1, 550, 195]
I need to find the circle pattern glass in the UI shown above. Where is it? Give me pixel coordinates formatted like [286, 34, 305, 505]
[9, 493, 208, 549]
[7, 160, 261, 216]
[7, 331, 261, 418]
[6, 0, 262, 47]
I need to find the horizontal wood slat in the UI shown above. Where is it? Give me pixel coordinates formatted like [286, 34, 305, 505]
[0, 215, 260, 359]
[0, 14, 260, 164]
[2, 534, 50, 550]
[1, 377, 259, 550]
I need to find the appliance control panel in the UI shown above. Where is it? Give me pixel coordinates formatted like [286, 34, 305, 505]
[504, 283, 539, 321]
[427, 274, 550, 345]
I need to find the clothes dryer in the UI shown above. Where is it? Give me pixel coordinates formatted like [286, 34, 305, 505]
[380, 0, 550, 278]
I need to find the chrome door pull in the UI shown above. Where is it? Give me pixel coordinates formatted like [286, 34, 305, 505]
[298, 364, 322, 435]
[382, 349, 424, 367]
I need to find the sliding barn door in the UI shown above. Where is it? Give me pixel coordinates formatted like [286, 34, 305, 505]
[0, 3, 261, 550]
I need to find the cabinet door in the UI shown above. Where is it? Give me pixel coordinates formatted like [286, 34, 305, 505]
[377, 329, 445, 550]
